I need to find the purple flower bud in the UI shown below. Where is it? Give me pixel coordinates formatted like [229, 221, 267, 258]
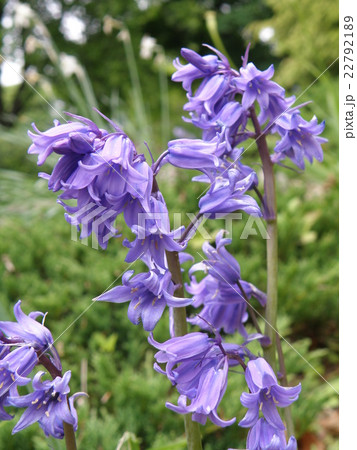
[166, 137, 225, 171]
[239, 358, 301, 431]
[172, 45, 231, 95]
[172, 52, 219, 94]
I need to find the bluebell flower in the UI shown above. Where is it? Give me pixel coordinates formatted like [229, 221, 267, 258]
[257, 94, 296, 126]
[239, 358, 301, 430]
[233, 63, 285, 112]
[28, 113, 100, 166]
[95, 268, 191, 331]
[8, 370, 83, 439]
[247, 418, 297, 450]
[271, 112, 327, 169]
[149, 331, 246, 427]
[186, 231, 267, 338]
[190, 230, 241, 283]
[172, 48, 220, 94]
[190, 101, 249, 150]
[166, 137, 225, 171]
[123, 191, 185, 269]
[0, 301, 61, 371]
[191, 149, 258, 191]
[183, 72, 234, 117]
[28, 111, 153, 249]
[187, 287, 263, 339]
[172, 46, 245, 141]
[0, 347, 37, 421]
[172, 46, 231, 96]
[198, 169, 261, 217]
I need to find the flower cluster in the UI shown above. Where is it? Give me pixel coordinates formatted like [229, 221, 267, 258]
[92, 176, 188, 330]
[149, 331, 247, 427]
[28, 111, 153, 249]
[239, 358, 300, 449]
[9, 371, 81, 439]
[0, 301, 84, 439]
[187, 230, 267, 340]
[29, 112, 190, 332]
[150, 44, 313, 447]
[149, 333, 301, 445]
[22, 43, 327, 448]
[169, 44, 327, 191]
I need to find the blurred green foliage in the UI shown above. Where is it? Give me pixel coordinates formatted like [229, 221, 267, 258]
[247, 0, 339, 87]
[0, 0, 338, 448]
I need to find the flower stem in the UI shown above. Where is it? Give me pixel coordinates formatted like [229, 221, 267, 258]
[63, 422, 77, 450]
[179, 212, 203, 244]
[249, 107, 278, 370]
[204, 11, 235, 68]
[264, 221, 278, 370]
[165, 250, 203, 450]
[250, 108, 295, 436]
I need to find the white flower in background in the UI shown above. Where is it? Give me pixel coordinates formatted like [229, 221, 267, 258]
[59, 53, 84, 78]
[25, 67, 40, 84]
[60, 12, 86, 44]
[14, 3, 34, 29]
[24, 35, 40, 54]
[117, 29, 130, 43]
[140, 35, 157, 60]
[103, 15, 122, 35]
[259, 27, 275, 43]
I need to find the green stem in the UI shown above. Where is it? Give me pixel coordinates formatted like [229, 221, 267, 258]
[120, 26, 151, 142]
[63, 421, 77, 450]
[165, 250, 203, 450]
[264, 220, 278, 370]
[250, 108, 295, 435]
[204, 11, 235, 68]
[250, 107, 277, 370]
